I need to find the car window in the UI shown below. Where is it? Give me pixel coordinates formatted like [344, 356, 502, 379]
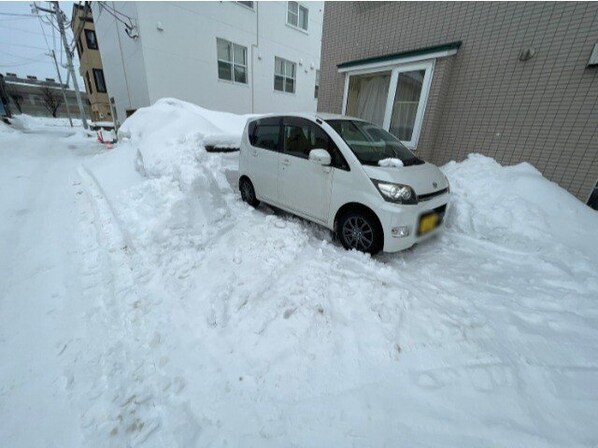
[283, 117, 349, 169]
[326, 119, 423, 166]
[249, 118, 281, 151]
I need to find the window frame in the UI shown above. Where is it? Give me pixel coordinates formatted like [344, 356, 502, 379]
[85, 71, 93, 95]
[341, 60, 434, 150]
[286, 1, 308, 32]
[314, 69, 320, 99]
[93, 68, 107, 93]
[236, 1, 254, 10]
[248, 117, 283, 152]
[216, 38, 248, 85]
[282, 117, 349, 170]
[274, 56, 296, 94]
[84, 29, 98, 50]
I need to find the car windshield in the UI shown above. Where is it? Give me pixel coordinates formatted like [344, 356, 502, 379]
[326, 119, 423, 166]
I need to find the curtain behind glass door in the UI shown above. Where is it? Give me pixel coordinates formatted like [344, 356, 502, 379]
[389, 70, 425, 141]
[346, 72, 390, 127]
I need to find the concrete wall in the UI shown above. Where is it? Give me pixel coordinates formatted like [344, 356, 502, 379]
[319, 2, 598, 202]
[93, 1, 322, 122]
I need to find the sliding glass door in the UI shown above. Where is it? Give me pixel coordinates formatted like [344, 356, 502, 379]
[345, 71, 391, 127]
[343, 61, 434, 149]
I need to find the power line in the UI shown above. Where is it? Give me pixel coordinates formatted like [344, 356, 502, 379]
[0, 23, 50, 36]
[0, 41, 49, 51]
[0, 16, 38, 22]
[0, 49, 46, 61]
[96, 1, 138, 38]
[0, 60, 42, 68]
[0, 12, 38, 18]
[37, 13, 53, 52]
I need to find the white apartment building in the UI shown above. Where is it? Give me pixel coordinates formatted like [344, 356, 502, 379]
[91, 1, 323, 124]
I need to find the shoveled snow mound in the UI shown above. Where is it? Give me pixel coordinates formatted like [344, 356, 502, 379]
[118, 98, 255, 180]
[443, 154, 598, 263]
[10, 113, 86, 131]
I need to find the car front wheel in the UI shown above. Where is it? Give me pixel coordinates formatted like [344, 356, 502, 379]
[337, 210, 383, 254]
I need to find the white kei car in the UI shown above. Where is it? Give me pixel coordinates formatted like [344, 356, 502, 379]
[238, 113, 450, 254]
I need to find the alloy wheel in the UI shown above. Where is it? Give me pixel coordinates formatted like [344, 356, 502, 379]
[342, 216, 374, 251]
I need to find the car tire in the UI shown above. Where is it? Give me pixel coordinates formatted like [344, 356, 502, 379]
[337, 210, 383, 255]
[239, 177, 260, 208]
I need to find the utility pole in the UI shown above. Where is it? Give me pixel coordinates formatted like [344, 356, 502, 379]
[35, 1, 88, 129]
[52, 1, 87, 129]
[48, 49, 73, 127]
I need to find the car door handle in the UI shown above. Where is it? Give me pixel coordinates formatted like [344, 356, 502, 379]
[281, 158, 291, 166]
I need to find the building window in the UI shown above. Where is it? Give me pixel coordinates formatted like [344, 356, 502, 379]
[216, 38, 247, 84]
[343, 62, 433, 149]
[85, 71, 93, 94]
[84, 29, 98, 50]
[93, 69, 107, 93]
[287, 2, 308, 31]
[314, 69, 320, 99]
[274, 57, 296, 93]
[236, 1, 254, 9]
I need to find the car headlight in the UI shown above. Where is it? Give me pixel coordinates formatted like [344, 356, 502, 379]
[371, 179, 417, 204]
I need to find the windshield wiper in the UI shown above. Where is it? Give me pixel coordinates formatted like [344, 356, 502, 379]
[403, 158, 424, 166]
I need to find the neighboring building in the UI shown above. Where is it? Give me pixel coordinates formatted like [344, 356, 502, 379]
[1, 73, 90, 118]
[91, 1, 323, 125]
[0, 74, 10, 117]
[72, 2, 112, 122]
[319, 2, 598, 204]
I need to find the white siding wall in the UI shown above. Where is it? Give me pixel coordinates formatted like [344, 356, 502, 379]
[93, 1, 322, 120]
[92, 3, 150, 125]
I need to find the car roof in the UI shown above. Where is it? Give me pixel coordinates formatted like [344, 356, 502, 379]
[249, 112, 363, 122]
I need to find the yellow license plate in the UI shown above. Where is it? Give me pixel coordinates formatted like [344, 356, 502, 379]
[419, 213, 439, 235]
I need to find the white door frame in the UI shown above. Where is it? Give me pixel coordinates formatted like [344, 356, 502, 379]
[341, 59, 435, 150]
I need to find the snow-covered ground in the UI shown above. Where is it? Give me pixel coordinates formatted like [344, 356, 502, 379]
[1, 102, 597, 447]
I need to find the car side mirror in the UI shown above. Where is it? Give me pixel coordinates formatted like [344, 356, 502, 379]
[308, 148, 331, 166]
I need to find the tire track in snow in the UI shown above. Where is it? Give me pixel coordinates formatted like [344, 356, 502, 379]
[72, 165, 198, 447]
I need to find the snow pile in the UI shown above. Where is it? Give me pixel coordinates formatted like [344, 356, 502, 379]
[378, 157, 404, 168]
[443, 154, 598, 262]
[9, 113, 86, 131]
[118, 98, 254, 180]
[85, 99, 257, 282]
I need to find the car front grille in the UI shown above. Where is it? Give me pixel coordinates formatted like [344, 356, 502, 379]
[418, 187, 449, 202]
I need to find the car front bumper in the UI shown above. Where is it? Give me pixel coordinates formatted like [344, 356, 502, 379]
[378, 192, 451, 253]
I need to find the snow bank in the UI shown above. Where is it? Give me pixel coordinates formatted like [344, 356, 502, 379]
[118, 98, 254, 180]
[89, 98, 256, 266]
[9, 113, 86, 131]
[443, 153, 598, 261]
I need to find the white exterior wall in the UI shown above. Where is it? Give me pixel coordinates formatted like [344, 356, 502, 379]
[92, 2, 150, 125]
[93, 1, 323, 122]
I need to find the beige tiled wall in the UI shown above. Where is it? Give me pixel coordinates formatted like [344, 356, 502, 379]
[319, 2, 598, 201]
